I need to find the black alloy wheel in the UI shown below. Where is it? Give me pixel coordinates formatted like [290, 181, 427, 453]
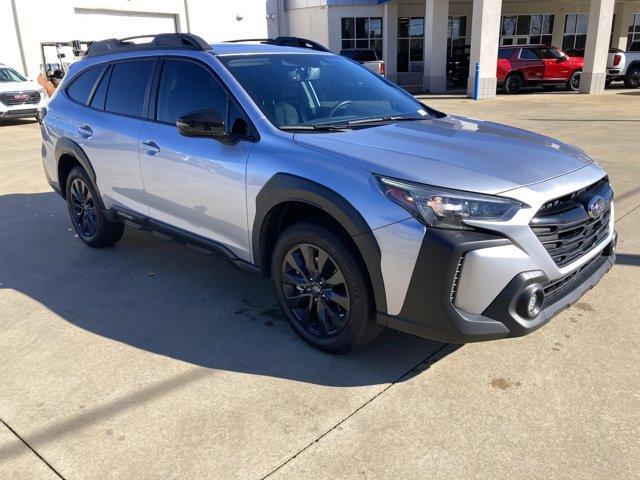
[504, 74, 523, 94]
[624, 67, 640, 88]
[280, 243, 350, 338]
[69, 177, 98, 238]
[568, 70, 582, 91]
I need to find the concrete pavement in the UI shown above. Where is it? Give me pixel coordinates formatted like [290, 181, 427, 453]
[0, 88, 638, 479]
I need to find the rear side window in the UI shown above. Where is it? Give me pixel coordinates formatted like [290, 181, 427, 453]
[89, 67, 110, 110]
[105, 60, 155, 118]
[498, 48, 516, 59]
[156, 59, 227, 124]
[519, 48, 542, 60]
[67, 66, 103, 104]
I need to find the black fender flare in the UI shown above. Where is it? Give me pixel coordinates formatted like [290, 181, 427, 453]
[53, 137, 107, 208]
[253, 173, 387, 314]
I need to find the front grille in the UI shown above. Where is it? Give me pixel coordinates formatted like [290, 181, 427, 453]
[543, 251, 606, 305]
[530, 179, 612, 268]
[0, 91, 40, 106]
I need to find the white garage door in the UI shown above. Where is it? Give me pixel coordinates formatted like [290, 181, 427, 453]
[73, 9, 178, 41]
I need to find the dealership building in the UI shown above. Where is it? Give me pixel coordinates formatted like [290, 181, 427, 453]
[2, 0, 640, 99]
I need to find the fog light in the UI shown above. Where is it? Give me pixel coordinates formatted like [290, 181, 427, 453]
[517, 286, 544, 319]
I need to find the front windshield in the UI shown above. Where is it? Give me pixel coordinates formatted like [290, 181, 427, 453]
[219, 53, 428, 128]
[0, 67, 27, 82]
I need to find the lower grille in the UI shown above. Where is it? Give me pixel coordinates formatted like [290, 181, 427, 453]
[530, 179, 613, 267]
[0, 91, 40, 106]
[543, 251, 606, 305]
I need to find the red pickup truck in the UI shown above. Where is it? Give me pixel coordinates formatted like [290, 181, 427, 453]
[497, 45, 583, 94]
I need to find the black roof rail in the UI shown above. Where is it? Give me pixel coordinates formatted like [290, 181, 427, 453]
[85, 33, 212, 58]
[223, 36, 330, 52]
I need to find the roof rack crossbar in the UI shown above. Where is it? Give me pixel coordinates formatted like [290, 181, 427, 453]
[223, 36, 330, 53]
[84, 33, 212, 58]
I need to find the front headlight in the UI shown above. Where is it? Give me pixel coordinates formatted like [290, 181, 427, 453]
[376, 176, 523, 230]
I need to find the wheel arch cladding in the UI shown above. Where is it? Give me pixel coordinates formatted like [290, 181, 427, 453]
[253, 173, 387, 314]
[54, 137, 99, 200]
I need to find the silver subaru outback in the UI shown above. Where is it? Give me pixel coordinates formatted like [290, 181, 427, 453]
[40, 34, 616, 353]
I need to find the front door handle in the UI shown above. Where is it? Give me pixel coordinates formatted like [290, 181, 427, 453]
[141, 140, 160, 155]
[78, 125, 93, 138]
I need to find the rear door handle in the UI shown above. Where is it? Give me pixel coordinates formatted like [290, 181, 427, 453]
[141, 140, 160, 155]
[78, 125, 93, 138]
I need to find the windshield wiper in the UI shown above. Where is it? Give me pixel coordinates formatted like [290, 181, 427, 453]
[279, 124, 350, 132]
[346, 116, 426, 126]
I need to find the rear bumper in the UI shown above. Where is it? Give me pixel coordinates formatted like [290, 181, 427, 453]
[378, 228, 616, 344]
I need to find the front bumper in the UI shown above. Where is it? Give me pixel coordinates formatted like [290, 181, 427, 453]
[0, 107, 39, 119]
[378, 228, 616, 344]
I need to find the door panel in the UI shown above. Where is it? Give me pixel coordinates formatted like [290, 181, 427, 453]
[139, 122, 252, 258]
[516, 48, 544, 83]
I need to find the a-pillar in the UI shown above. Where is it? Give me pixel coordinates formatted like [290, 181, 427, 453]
[579, 0, 616, 94]
[466, 0, 502, 99]
[422, 0, 449, 93]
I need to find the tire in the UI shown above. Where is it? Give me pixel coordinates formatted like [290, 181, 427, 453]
[566, 70, 581, 91]
[542, 85, 556, 92]
[65, 166, 125, 248]
[624, 66, 640, 89]
[503, 73, 523, 94]
[271, 222, 383, 353]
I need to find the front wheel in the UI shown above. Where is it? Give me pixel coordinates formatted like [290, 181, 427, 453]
[624, 66, 640, 88]
[566, 70, 581, 91]
[271, 222, 382, 353]
[503, 73, 523, 94]
[65, 166, 125, 247]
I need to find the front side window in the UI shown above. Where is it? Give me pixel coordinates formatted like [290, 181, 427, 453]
[67, 66, 103, 104]
[156, 59, 227, 124]
[220, 53, 427, 128]
[105, 60, 155, 118]
[0, 67, 27, 82]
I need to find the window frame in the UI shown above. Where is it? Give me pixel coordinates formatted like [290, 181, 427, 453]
[147, 56, 257, 142]
[447, 15, 468, 58]
[629, 13, 640, 48]
[397, 16, 425, 73]
[340, 16, 383, 60]
[500, 13, 554, 47]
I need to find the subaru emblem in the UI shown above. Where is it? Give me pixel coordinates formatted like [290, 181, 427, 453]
[587, 195, 606, 219]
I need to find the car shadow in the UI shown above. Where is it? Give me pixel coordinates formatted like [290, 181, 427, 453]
[0, 118, 38, 126]
[0, 191, 452, 388]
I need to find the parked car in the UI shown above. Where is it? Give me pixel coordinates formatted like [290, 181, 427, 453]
[606, 43, 640, 88]
[340, 48, 385, 76]
[40, 34, 616, 353]
[446, 45, 470, 87]
[0, 63, 48, 121]
[447, 45, 583, 94]
[498, 45, 584, 93]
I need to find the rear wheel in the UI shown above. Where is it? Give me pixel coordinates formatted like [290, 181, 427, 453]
[271, 222, 382, 353]
[624, 66, 640, 88]
[503, 73, 523, 94]
[566, 70, 581, 91]
[65, 167, 125, 247]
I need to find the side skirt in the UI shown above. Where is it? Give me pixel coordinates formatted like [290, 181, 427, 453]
[107, 206, 263, 277]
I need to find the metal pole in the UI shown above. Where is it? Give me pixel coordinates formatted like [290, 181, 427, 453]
[473, 62, 480, 100]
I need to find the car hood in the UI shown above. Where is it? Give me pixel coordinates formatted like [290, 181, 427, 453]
[0, 80, 40, 93]
[293, 115, 593, 195]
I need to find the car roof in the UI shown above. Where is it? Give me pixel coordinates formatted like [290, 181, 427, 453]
[211, 42, 331, 56]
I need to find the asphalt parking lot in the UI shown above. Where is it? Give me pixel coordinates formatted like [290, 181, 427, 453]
[1, 88, 639, 480]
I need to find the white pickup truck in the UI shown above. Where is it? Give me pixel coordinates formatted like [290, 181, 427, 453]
[606, 42, 640, 88]
[339, 48, 385, 76]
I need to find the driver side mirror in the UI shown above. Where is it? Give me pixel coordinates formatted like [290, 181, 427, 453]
[557, 54, 568, 62]
[177, 109, 226, 139]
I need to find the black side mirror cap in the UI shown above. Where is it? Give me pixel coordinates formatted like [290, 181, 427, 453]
[177, 109, 226, 138]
